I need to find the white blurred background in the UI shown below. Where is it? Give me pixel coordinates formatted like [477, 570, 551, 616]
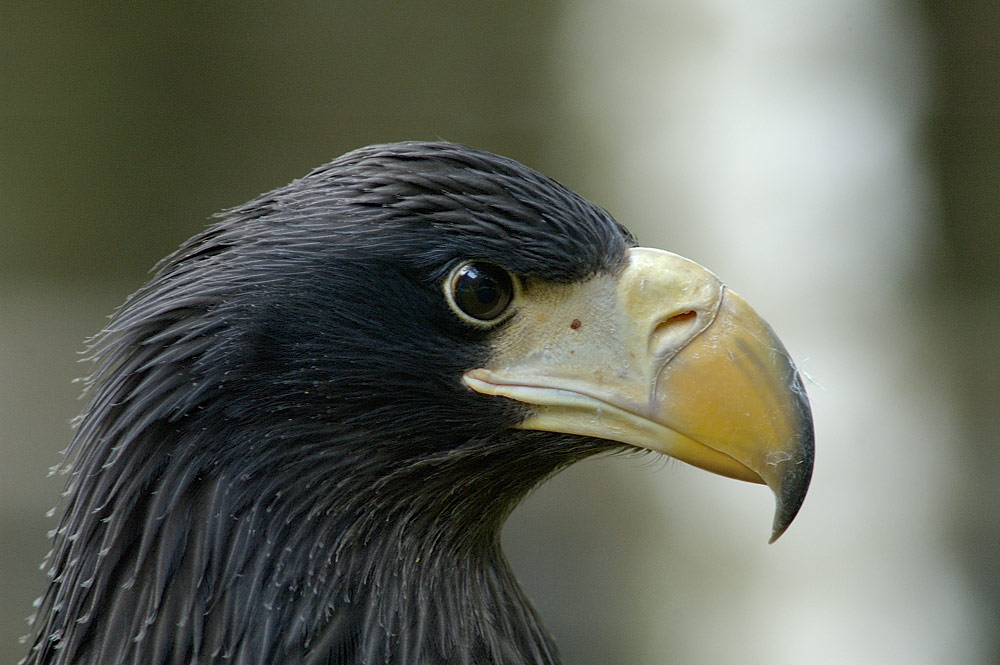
[2, 2, 996, 664]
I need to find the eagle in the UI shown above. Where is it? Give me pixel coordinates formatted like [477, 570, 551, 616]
[23, 142, 813, 665]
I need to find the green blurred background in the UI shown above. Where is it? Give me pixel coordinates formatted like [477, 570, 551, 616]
[2, 2, 997, 664]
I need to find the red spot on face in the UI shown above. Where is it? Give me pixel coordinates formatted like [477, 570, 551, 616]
[570, 318, 582, 330]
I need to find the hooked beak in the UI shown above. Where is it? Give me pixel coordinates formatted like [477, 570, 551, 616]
[464, 247, 813, 541]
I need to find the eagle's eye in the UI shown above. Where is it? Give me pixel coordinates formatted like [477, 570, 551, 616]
[447, 261, 516, 324]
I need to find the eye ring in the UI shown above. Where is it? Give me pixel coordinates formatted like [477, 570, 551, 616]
[445, 261, 518, 325]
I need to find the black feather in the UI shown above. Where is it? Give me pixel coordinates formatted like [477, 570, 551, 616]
[23, 142, 633, 665]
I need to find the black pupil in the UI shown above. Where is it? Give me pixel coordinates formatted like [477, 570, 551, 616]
[454, 263, 513, 321]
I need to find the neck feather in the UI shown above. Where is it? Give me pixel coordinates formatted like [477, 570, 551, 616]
[25, 422, 601, 665]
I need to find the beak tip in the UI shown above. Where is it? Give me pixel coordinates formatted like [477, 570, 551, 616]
[768, 506, 797, 543]
[767, 431, 814, 544]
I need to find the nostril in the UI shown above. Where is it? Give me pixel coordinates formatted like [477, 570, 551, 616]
[664, 310, 697, 326]
[650, 310, 699, 358]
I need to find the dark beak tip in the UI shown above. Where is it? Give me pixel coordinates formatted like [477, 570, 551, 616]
[768, 420, 815, 544]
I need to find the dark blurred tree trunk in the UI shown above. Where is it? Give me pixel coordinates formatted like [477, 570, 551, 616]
[925, 2, 1000, 660]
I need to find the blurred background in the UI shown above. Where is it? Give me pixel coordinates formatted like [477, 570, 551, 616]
[1, 2, 997, 664]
